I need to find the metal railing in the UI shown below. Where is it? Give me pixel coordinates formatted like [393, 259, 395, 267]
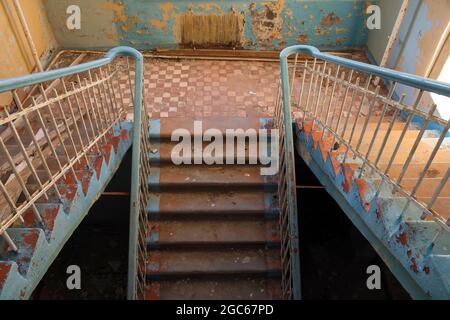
[0, 47, 146, 299]
[126, 59, 150, 300]
[280, 45, 450, 247]
[276, 59, 301, 300]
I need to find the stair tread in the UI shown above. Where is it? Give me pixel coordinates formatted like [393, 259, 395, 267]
[149, 165, 277, 188]
[148, 219, 280, 245]
[145, 276, 282, 300]
[148, 191, 277, 215]
[149, 140, 263, 163]
[151, 116, 263, 139]
[147, 247, 281, 275]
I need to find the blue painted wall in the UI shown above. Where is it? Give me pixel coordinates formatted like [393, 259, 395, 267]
[44, 0, 376, 51]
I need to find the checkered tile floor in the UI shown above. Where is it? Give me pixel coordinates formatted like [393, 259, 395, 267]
[117, 58, 280, 119]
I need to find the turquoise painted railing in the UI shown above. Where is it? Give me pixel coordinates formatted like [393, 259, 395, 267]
[0, 46, 145, 299]
[280, 45, 450, 298]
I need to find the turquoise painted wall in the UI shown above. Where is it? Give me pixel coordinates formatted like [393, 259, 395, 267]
[44, 0, 376, 51]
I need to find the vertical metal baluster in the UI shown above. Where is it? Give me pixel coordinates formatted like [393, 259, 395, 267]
[61, 80, 87, 158]
[12, 91, 62, 198]
[100, 68, 118, 123]
[84, 79, 104, 139]
[313, 62, 328, 120]
[318, 68, 331, 123]
[0, 138, 42, 223]
[322, 66, 342, 142]
[290, 53, 298, 97]
[325, 66, 341, 125]
[126, 57, 135, 103]
[54, 94, 82, 166]
[297, 60, 308, 112]
[411, 121, 450, 198]
[374, 95, 406, 167]
[356, 86, 380, 151]
[95, 73, 113, 127]
[332, 70, 354, 148]
[1, 230, 18, 252]
[77, 75, 96, 136]
[3, 107, 48, 200]
[0, 180, 21, 222]
[88, 70, 107, 131]
[364, 83, 398, 161]
[340, 77, 360, 139]
[343, 76, 372, 163]
[396, 104, 438, 185]
[427, 167, 450, 212]
[322, 68, 345, 151]
[71, 82, 91, 144]
[31, 96, 69, 176]
[384, 90, 424, 175]
[304, 58, 317, 113]
[357, 87, 382, 177]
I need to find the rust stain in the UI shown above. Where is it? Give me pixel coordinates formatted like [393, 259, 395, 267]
[297, 34, 308, 43]
[396, 232, 408, 246]
[335, 37, 347, 45]
[100, 3, 128, 23]
[249, 0, 286, 48]
[410, 258, 419, 273]
[40, 206, 59, 232]
[321, 12, 342, 27]
[423, 266, 430, 274]
[0, 263, 11, 288]
[149, 3, 174, 31]
[342, 164, 356, 193]
[335, 27, 347, 34]
[121, 16, 139, 32]
[22, 231, 38, 247]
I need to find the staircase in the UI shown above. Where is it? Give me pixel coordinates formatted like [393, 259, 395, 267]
[0, 47, 139, 299]
[143, 117, 283, 300]
[281, 45, 450, 299]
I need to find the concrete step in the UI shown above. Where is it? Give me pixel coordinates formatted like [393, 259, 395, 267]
[145, 276, 282, 300]
[0, 228, 43, 276]
[148, 140, 270, 164]
[147, 247, 281, 277]
[148, 191, 278, 217]
[12, 204, 60, 241]
[150, 116, 265, 140]
[417, 197, 450, 221]
[149, 165, 277, 191]
[148, 219, 280, 247]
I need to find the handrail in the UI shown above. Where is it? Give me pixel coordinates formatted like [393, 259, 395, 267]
[0, 46, 144, 300]
[278, 54, 301, 299]
[280, 45, 450, 97]
[280, 44, 450, 298]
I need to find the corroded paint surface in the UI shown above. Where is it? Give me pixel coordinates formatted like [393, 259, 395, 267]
[44, 0, 374, 50]
[0, 0, 58, 105]
[0, 122, 132, 299]
[296, 118, 450, 299]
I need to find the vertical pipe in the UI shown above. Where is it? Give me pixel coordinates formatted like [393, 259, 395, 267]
[378, 0, 409, 70]
[12, 0, 44, 72]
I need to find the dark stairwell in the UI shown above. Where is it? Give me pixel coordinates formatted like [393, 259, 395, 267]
[31, 150, 132, 300]
[295, 152, 410, 300]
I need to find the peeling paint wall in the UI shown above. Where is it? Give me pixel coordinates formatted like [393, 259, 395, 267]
[44, 0, 374, 51]
[0, 0, 58, 105]
[368, 0, 449, 77]
[366, 0, 404, 64]
[368, 0, 449, 117]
